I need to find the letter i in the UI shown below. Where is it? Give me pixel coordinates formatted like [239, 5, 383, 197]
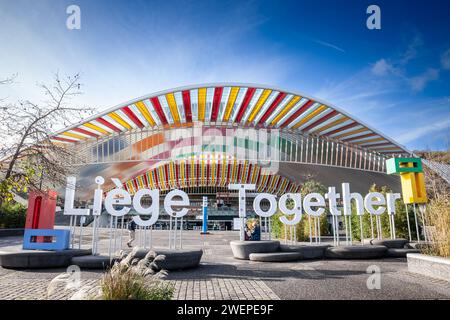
[93, 176, 105, 215]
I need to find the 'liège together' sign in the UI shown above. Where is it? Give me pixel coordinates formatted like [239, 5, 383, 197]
[63, 176, 402, 225]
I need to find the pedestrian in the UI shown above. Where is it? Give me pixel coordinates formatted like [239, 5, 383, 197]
[127, 219, 137, 248]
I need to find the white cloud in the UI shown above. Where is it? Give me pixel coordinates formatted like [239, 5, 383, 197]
[0, 1, 297, 115]
[409, 68, 440, 92]
[371, 59, 393, 76]
[396, 116, 450, 144]
[441, 49, 450, 70]
[399, 34, 423, 65]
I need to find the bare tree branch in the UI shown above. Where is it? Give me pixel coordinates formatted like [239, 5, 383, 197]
[0, 73, 96, 203]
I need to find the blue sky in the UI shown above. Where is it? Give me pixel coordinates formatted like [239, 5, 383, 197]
[0, 0, 449, 151]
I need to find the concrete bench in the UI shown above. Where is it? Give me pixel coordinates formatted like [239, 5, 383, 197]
[249, 252, 302, 262]
[70, 249, 203, 270]
[280, 244, 330, 259]
[0, 249, 91, 269]
[150, 249, 203, 271]
[71, 255, 118, 269]
[325, 245, 387, 259]
[230, 240, 280, 260]
[370, 239, 408, 249]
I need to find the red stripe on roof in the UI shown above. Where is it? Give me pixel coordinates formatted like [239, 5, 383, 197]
[343, 132, 377, 142]
[216, 162, 221, 183]
[236, 163, 242, 183]
[175, 163, 180, 188]
[246, 164, 253, 183]
[153, 171, 159, 189]
[323, 122, 359, 136]
[72, 127, 99, 137]
[196, 161, 200, 185]
[164, 164, 169, 189]
[235, 88, 256, 123]
[150, 97, 168, 125]
[52, 136, 78, 143]
[255, 168, 262, 188]
[380, 150, 404, 154]
[303, 110, 338, 132]
[258, 92, 287, 124]
[143, 174, 149, 188]
[265, 175, 273, 191]
[211, 87, 223, 122]
[182, 90, 192, 123]
[275, 178, 282, 192]
[97, 117, 121, 132]
[186, 163, 190, 187]
[285, 182, 291, 193]
[361, 142, 392, 148]
[122, 106, 144, 128]
[280, 100, 315, 128]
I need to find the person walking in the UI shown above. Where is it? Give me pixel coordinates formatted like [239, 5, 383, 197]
[127, 219, 137, 248]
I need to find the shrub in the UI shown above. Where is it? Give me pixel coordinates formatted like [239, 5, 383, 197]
[271, 180, 329, 241]
[350, 184, 417, 241]
[99, 248, 174, 300]
[0, 202, 26, 228]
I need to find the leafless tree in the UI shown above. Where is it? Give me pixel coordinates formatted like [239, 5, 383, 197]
[0, 73, 95, 203]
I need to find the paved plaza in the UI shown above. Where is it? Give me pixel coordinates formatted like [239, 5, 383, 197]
[0, 230, 449, 300]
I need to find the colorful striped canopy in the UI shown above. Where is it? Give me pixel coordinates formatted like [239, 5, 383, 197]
[122, 159, 300, 196]
[52, 83, 408, 155]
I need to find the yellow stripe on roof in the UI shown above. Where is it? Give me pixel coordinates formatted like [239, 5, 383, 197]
[198, 88, 207, 121]
[211, 160, 216, 184]
[247, 89, 272, 123]
[137, 176, 144, 189]
[313, 116, 349, 134]
[271, 95, 301, 126]
[135, 101, 156, 126]
[292, 105, 327, 129]
[333, 127, 368, 139]
[165, 93, 180, 124]
[62, 132, 85, 140]
[354, 137, 385, 145]
[84, 122, 109, 135]
[147, 172, 154, 189]
[377, 146, 401, 151]
[109, 112, 132, 129]
[221, 161, 227, 186]
[223, 87, 240, 122]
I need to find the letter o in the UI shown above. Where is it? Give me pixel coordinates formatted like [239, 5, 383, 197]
[253, 193, 277, 218]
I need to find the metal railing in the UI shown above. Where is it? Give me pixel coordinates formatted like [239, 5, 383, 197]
[65, 125, 409, 174]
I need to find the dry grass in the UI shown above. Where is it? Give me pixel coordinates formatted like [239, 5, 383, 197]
[422, 192, 450, 258]
[99, 248, 174, 300]
[421, 161, 450, 259]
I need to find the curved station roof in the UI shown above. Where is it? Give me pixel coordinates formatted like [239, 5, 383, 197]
[53, 83, 408, 155]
